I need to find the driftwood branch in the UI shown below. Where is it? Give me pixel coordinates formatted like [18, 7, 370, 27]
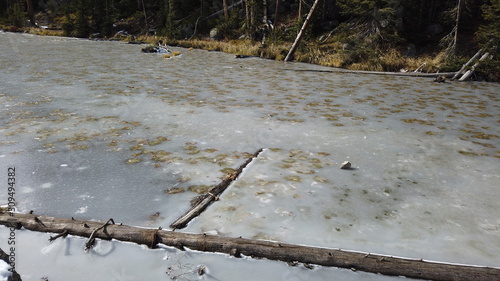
[1, 212, 499, 281]
[170, 148, 264, 230]
[85, 218, 115, 250]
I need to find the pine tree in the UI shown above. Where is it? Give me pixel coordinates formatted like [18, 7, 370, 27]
[477, 0, 500, 50]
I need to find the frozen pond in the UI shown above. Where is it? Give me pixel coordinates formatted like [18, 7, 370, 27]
[1, 32, 499, 280]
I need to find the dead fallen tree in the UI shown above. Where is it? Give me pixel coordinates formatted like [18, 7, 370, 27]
[1, 212, 499, 281]
[284, 68, 457, 78]
[170, 148, 264, 230]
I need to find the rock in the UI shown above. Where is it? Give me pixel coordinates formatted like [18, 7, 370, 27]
[141, 45, 156, 53]
[340, 161, 351, 169]
[433, 75, 446, 83]
[210, 28, 219, 40]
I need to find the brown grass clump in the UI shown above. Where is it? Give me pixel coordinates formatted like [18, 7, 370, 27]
[25, 27, 64, 37]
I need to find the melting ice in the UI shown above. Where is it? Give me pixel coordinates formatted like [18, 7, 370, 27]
[0, 32, 499, 280]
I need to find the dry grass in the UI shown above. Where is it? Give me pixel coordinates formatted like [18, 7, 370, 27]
[24, 27, 65, 37]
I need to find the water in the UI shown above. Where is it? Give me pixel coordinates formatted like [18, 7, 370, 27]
[1, 32, 499, 280]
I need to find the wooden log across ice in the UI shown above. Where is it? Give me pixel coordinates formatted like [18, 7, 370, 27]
[1, 212, 499, 281]
[284, 68, 457, 78]
[170, 148, 264, 230]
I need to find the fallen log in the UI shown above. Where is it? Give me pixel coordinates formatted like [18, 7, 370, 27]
[1, 212, 499, 281]
[458, 52, 491, 81]
[451, 49, 483, 80]
[284, 68, 457, 78]
[170, 148, 264, 230]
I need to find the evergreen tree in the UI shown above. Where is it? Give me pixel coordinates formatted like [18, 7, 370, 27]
[4, 0, 26, 27]
[74, 0, 90, 37]
[477, 0, 500, 50]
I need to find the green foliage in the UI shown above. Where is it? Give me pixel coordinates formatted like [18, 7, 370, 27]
[158, 0, 181, 39]
[73, 0, 89, 38]
[215, 9, 242, 39]
[337, 0, 376, 18]
[62, 14, 74, 37]
[440, 57, 469, 72]
[477, 0, 500, 50]
[476, 60, 500, 82]
[4, 2, 26, 27]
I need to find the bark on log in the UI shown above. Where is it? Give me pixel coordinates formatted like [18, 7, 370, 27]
[170, 148, 264, 230]
[1, 212, 499, 281]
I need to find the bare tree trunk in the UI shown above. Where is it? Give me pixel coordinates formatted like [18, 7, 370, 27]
[443, 0, 465, 57]
[285, 0, 320, 62]
[298, 0, 302, 21]
[451, 0, 463, 56]
[26, 0, 35, 26]
[274, 0, 280, 25]
[262, 0, 267, 23]
[223, 0, 228, 17]
[245, 0, 251, 38]
[1, 212, 499, 281]
[142, 0, 148, 32]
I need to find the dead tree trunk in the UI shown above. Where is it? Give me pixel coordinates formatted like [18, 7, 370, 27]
[26, 0, 35, 26]
[223, 0, 229, 18]
[1, 212, 499, 281]
[284, 0, 321, 62]
[274, 0, 280, 26]
[452, 49, 483, 80]
[458, 52, 491, 81]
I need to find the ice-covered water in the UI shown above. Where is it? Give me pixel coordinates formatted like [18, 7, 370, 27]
[1, 32, 499, 280]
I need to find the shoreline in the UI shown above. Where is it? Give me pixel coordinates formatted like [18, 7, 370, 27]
[0, 29, 485, 81]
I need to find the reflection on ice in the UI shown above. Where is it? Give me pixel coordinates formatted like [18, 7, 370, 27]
[0, 32, 499, 279]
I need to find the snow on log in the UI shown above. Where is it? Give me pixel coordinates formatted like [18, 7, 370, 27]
[1, 212, 499, 281]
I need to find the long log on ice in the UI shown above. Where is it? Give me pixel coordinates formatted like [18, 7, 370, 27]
[1, 212, 499, 281]
[170, 148, 264, 230]
[284, 68, 457, 78]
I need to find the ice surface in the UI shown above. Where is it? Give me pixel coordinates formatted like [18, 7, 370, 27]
[0, 32, 499, 280]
